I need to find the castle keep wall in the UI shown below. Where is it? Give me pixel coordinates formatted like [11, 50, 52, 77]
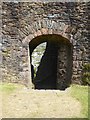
[1, 1, 90, 87]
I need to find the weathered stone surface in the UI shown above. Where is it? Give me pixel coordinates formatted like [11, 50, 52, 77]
[57, 43, 73, 90]
[1, 1, 90, 87]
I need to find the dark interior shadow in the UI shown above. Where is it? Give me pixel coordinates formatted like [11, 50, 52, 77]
[29, 34, 73, 90]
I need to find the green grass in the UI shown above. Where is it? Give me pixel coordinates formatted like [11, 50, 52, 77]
[0, 83, 23, 94]
[70, 84, 88, 118]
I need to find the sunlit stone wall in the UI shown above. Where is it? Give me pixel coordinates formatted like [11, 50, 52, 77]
[1, 1, 90, 87]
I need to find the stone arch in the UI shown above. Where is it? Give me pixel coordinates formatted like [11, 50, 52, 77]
[29, 34, 73, 90]
[20, 20, 74, 89]
[21, 20, 74, 45]
[29, 34, 72, 55]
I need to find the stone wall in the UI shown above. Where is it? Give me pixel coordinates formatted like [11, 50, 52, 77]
[1, 1, 90, 87]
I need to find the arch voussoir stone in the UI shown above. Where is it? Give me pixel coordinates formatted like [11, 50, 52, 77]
[23, 34, 35, 45]
[18, 29, 27, 39]
[23, 27, 72, 45]
[41, 28, 49, 35]
[22, 19, 72, 45]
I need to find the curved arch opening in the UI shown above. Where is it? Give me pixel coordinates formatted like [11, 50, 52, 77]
[29, 34, 73, 90]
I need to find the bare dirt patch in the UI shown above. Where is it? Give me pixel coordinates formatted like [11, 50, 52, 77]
[2, 87, 81, 118]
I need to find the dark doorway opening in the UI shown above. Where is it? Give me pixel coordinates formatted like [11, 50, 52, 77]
[29, 34, 73, 90]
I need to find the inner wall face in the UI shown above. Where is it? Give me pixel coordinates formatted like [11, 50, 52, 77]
[57, 44, 73, 90]
[30, 36, 73, 90]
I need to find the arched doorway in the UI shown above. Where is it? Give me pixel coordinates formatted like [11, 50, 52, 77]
[29, 34, 73, 90]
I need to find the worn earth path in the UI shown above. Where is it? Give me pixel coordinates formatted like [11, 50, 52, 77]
[2, 87, 82, 118]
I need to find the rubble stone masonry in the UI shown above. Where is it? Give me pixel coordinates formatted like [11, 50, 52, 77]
[1, 1, 90, 88]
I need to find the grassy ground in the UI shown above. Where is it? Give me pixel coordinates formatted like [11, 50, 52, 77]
[0, 83, 89, 118]
[70, 84, 88, 118]
[0, 83, 23, 94]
